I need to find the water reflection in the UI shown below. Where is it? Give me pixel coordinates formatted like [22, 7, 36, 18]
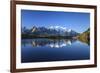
[22, 38, 78, 48]
[21, 38, 90, 63]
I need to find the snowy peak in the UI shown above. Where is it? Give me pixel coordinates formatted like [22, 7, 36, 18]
[49, 26, 67, 31]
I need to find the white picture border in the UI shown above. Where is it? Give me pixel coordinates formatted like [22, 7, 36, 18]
[16, 5, 94, 69]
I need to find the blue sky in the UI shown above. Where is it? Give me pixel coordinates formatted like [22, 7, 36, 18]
[21, 10, 90, 33]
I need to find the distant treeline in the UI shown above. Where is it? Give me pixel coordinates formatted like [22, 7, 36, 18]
[22, 34, 75, 39]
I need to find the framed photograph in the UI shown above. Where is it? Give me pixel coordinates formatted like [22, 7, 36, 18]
[10, 0, 97, 72]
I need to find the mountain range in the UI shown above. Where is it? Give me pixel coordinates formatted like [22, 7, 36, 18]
[22, 26, 79, 38]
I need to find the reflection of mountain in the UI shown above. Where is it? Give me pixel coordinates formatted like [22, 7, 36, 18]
[22, 38, 77, 48]
[78, 28, 90, 45]
[22, 26, 79, 38]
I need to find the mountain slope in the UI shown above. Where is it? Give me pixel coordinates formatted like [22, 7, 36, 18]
[78, 28, 90, 44]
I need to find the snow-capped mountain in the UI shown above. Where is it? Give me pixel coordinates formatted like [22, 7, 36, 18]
[48, 26, 78, 36]
[49, 26, 67, 31]
[22, 26, 79, 37]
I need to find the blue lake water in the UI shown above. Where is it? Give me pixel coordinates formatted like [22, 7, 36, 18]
[21, 38, 90, 63]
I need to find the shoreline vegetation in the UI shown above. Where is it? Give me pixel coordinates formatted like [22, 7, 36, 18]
[22, 34, 77, 39]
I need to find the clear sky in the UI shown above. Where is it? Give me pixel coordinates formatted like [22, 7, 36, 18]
[21, 10, 90, 33]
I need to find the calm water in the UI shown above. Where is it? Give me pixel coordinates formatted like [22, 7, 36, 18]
[21, 38, 90, 63]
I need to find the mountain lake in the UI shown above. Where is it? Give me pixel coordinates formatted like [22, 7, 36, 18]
[21, 38, 90, 63]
